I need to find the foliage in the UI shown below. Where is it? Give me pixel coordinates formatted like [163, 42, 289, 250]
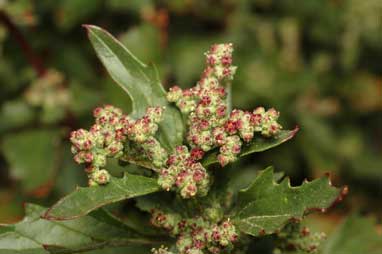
[0, 24, 352, 254]
[0, 1, 380, 254]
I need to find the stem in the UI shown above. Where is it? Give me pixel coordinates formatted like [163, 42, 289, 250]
[226, 81, 232, 114]
[0, 10, 46, 77]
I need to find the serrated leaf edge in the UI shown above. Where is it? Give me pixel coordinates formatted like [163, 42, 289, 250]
[234, 168, 348, 236]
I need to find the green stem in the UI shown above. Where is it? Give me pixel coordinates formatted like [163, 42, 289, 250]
[226, 81, 232, 114]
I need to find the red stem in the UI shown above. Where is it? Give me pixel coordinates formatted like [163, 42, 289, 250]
[0, 10, 46, 77]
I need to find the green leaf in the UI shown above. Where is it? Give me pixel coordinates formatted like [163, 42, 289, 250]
[321, 214, 382, 254]
[1, 129, 61, 194]
[202, 127, 299, 167]
[227, 166, 285, 194]
[44, 174, 161, 220]
[233, 167, 343, 237]
[0, 204, 158, 254]
[84, 25, 184, 152]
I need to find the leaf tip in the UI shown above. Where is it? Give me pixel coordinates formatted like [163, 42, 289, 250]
[82, 24, 97, 30]
[82, 24, 103, 37]
[331, 185, 349, 207]
[290, 125, 299, 137]
[310, 173, 348, 213]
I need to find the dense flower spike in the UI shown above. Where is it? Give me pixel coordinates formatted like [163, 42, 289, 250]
[140, 137, 168, 169]
[127, 106, 164, 143]
[167, 43, 283, 166]
[150, 209, 238, 254]
[158, 146, 210, 198]
[217, 135, 242, 167]
[252, 107, 282, 137]
[204, 43, 237, 81]
[70, 105, 167, 185]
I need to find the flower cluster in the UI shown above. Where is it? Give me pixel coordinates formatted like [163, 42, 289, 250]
[152, 246, 174, 254]
[167, 43, 283, 167]
[24, 69, 70, 123]
[150, 209, 238, 254]
[158, 146, 210, 198]
[274, 224, 326, 254]
[70, 105, 167, 186]
[218, 107, 282, 166]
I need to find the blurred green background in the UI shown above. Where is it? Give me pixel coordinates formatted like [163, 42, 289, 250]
[0, 0, 380, 236]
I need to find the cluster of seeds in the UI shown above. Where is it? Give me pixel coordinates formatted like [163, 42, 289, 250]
[70, 105, 166, 186]
[150, 209, 238, 254]
[167, 43, 283, 166]
[275, 224, 326, 253]
[158, 146, 210, 198]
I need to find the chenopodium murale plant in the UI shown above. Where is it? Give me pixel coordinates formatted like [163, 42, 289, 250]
[71, 44, 281, 195]
[68, 39, 340, 254]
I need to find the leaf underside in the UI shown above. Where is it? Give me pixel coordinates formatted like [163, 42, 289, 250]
[44, 174, 160, 220]
[0, 204, 155, 254]
[202, 127, 299, 167]
[85, 25, 184, 152]
[233, 167, 343, 237]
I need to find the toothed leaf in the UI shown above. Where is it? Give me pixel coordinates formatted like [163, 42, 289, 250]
[233, 167, 342, 236]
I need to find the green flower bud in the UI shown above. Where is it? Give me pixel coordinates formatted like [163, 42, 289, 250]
[204, 205, 224, 223]
[91, 169, 110, 185]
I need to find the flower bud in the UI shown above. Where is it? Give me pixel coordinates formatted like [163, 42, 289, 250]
[166, 86, 183, 102]
[91, 169, 110, 185]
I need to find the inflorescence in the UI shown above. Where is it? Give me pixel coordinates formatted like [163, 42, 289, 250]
[69, 43, 287, 254]
[158, 146, 210, 198]
[167, 43, 282, 167]
[70, 105, 166, 186]
[69, 43, 283, 198]
[150, 208, 238, 254]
